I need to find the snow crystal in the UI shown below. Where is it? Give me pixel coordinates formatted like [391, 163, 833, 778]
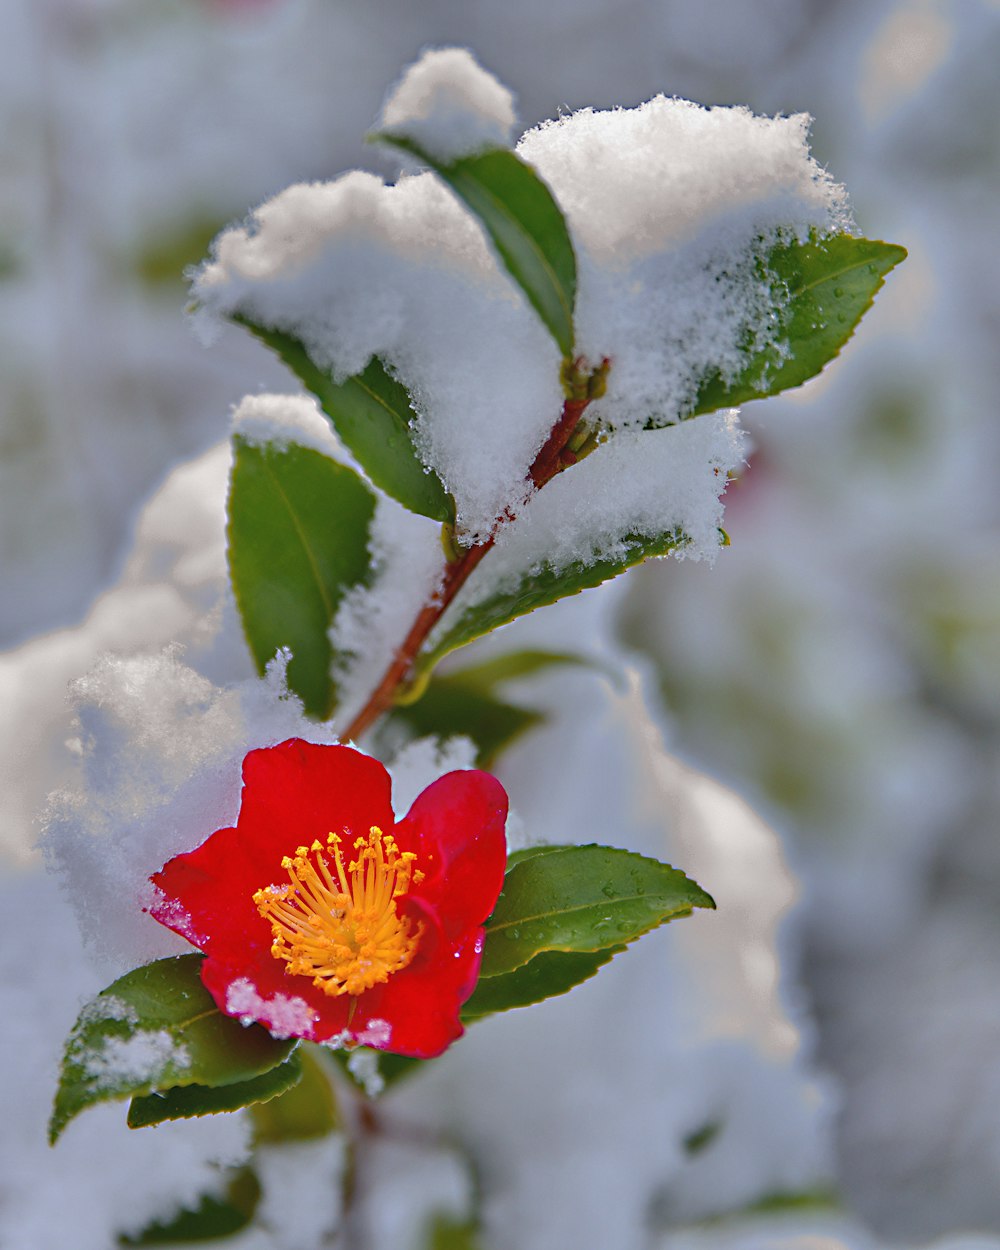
[496, 411, 745, 568]
[379, 47, 516, 161]
[80, 1030, 188, 1092]
[518, 99, 847, 263]
[347, 1048, 385, 1098]
[518, 97, 850, 430]
[355, 1017, 392, 1048]
[231, 392, 342, 459]
[224, 978, 317, 1040]
[78, 994, 137, 1029]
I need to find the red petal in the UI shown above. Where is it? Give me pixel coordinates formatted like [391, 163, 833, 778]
[345, 929, 484, 1058]
[396, 771, 508, 941]
[237, 739, 395, 854]
[150, 739, 396, 967]
[148, 743, 507, 1056]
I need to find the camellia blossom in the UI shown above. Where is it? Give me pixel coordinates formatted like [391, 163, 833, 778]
[148, 739, 508, 1058]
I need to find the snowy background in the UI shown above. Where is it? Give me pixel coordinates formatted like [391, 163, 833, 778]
[3, 0, 1000, 1247]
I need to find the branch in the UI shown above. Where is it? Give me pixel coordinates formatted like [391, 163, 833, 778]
[340, 368, 605, 742]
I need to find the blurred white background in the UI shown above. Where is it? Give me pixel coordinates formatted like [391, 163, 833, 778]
[3, 1, 1000, 1246]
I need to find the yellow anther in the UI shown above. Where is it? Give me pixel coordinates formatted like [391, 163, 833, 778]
[253, 825, 423, 998]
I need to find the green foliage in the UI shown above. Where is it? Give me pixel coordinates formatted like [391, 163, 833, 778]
[133, 216, 230, 287]
[375, 136, 576, 356]
[683, 1120, 723, 1156]
[478, 843, 715, 978]
[462, 947, 623, 1020]
[126, 1052, 303, 1129]
[384, 650, 583, 767]
[417, 530, 685, 682]
[424, 1213, 483, 1250]
[50, 956, 297, 1144]
[235, 318, 453, 522]
[388, 675, 542, 768]
[688, 234, 907, 418]
[119, 1168, 261, 1245]
[251, 1046, 341, 1143]
[228, 435, 376, 717]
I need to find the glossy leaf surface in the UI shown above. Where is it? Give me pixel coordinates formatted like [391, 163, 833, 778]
[417, 530, 685, 681]
[51, 955, 296, 1144]
[688, 234, 907, 419]
[236, 318, 452, 521]
[127, 1052, 303, 1129]
[228, 436, 376, 717]
[479, 843, 715, 978]
[462, 947, 624, 1019]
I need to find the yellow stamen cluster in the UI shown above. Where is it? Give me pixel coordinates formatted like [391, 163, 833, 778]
[252, 826, 424, 998]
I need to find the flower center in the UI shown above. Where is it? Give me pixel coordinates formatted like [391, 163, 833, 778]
[252, 827, 424, 998]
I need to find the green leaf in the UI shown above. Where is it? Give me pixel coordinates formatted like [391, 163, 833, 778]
[504, 844, 566, 870]
[375, 137, 576, 356]
[462, 947, 624, 1020]
[127, 1052, 303, 1129]
[384, 675, 543, 768]
[689, 234, 907, 418]
[133, 215, 230, 287]
[50, 955, 297, 1144]
[120, 1168, 261, 1245]
[228, 436, 376, 718]
[251, 1046, 341, 1143]
[444, 648, 584, 690]
[424, 1213, 483, 1250]
[381, 649, 590, 766]
[478, 843, 715, 978]
[236, 318, 453, 522]
[416, 529, 685, 681]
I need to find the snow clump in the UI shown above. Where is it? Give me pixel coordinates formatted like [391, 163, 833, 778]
[380, 46, 517, 161]
[192, 47, 848, 557]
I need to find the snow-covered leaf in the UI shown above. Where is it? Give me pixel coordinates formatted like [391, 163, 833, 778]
[687, 234, 907, 419]
[478, 843, 715, 978]
[50, 956, 296, 1144]
[120, 1168, 261, 1245]
[228, 435, 376, 718]
[415, 530, 686, 683]
[236, 318, 453, 522]
[375, 138, 577, 356]
[126, 1051, 303, 1128]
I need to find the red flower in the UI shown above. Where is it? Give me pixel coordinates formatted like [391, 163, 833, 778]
[148, 739, 508, 1059]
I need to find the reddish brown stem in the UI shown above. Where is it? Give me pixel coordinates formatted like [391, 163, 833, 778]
[340, 392, 594, 742]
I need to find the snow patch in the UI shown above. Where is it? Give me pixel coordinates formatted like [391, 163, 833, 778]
[380, 47, 516, 161]
[80, 1031, 188, 1092]
[347, 1048, 386, 1098]
[231, 392, 342, 459]
[225, 978, 317, 1040]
